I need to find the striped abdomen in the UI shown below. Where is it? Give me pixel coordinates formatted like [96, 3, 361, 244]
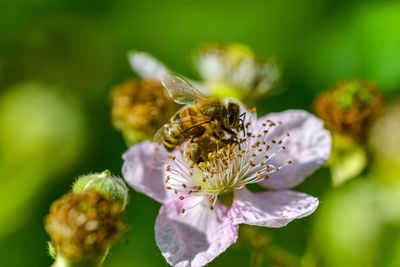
[161, 107, 205, 151]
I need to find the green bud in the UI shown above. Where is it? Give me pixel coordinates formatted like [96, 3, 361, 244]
[72, 170, 128, 210]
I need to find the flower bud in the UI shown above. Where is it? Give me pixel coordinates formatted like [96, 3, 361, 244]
[193, 43, 282, 100]
[45, 190, 127, 265]
[314, 80, 383, 142]
[110, 79, 178, 145]
[72, 170, 128, 210]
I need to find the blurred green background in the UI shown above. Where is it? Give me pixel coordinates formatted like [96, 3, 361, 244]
[1, 0, 400, 266]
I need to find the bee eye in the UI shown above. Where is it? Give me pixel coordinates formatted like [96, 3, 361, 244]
[228, 115, 235, 125]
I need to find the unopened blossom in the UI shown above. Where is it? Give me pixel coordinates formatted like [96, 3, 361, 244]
[45, 190, 127, 266]
[110, 79, 178, 145]
[122, 106, 331, 267]
[128, 45, 281, 101]
[72, 170, 129, 209]
[314, 80, 383, 142]
[193, 43, 282, 99]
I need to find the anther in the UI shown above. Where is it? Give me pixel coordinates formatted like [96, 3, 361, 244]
[182, 184, 187, 188]
[179, 196, 184, 200]
[181, 209, 185, 213]
[166, 165, 171, 171]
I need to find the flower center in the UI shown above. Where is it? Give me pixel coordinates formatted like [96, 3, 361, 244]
[154, 118, 292, 213]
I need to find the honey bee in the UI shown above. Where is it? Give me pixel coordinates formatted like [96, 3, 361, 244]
[154, 73, 245, 159]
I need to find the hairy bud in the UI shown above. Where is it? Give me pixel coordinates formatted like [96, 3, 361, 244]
[45, 190, 127, 265]
[72, 170, 128, 210]
[314, 80, 383, 142]
[110, 79, 178, 145]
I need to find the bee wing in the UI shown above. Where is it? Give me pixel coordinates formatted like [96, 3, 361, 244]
[161, 73, 208, 104]
[153, 123, 168, 143]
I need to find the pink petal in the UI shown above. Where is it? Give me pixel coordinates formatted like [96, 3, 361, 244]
[155, 196, 238, 267]
[257, 110, 331, 189]
[122, 141, 172, 203]
[128, 51, 168, 79]
[229, 188, 319, 227]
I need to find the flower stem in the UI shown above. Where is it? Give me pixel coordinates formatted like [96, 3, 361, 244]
[52, 255, 102, 267]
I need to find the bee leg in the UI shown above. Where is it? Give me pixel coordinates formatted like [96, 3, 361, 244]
[240, 112, 246, 136]
[189, 127, 206, 144]
[188, 142, 202, 164]
[212, 133, 232, 145]
[221, 125, 236, 135]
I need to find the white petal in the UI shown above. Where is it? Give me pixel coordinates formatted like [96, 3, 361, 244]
[258, 110, 331, 189]
[122, 141, 173, 203]
[155, 196, 238, 267]
[229, 188, 319, 227]
[128, 51, 168, 79]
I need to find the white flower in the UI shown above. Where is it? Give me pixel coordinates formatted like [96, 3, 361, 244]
[122, 108, 331, 267]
